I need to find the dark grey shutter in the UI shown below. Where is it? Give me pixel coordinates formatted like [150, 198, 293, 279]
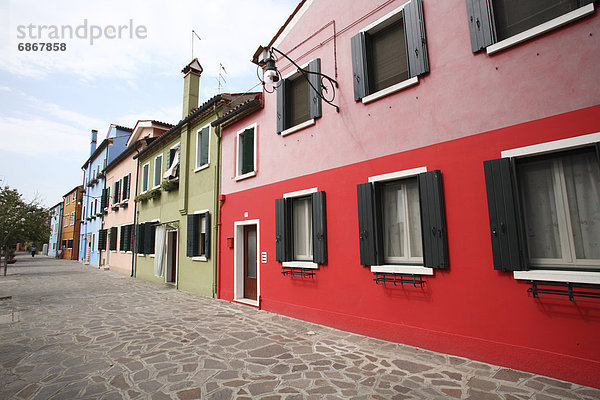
[110, 226, 118, 250]
[483, 158, 528, 271]
[144, 223, 155, 254]
[311, 191, 327, 265]
[135, 224, 144, 253]
[186, 214, 198, 257]
[204, 212, 211, 259]
[418, 170, 449, 269]
[100, 188, 107, 209]
[404, 0, 429, 77]
[357, 183, 377, 266]
[276, 79, 288, 134]
[119, 226, 125, 250]
[466, 0, 495, 52]
[123, 225, 130, 252]
[241, 129, 254, 174]
[98, 229, 107, 250]
[200, 128, 209, 165]
[275, 197, 291, 262]
[166, 150, 172, 169]
[122, 175, 129, 200]
[113, 182, 118, 203]
[127, 174, 131, 199]
[307, 59, 322, 120]
[351, 32, 369, 101]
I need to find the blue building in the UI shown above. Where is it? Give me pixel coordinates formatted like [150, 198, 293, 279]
[46, 202, 63, 257]
[79, 125, 131, 267]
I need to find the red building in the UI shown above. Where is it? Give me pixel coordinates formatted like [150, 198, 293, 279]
[217, 0, 600, 387]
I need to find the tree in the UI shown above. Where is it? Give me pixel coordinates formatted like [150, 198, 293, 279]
[0, 185, 50, 276]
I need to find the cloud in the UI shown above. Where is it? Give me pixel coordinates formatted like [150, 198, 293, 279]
[0, 86, 11, 92]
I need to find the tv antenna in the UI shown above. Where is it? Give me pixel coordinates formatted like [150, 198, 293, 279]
[191, 30, 201, 59]
[216, 63, 227, 93]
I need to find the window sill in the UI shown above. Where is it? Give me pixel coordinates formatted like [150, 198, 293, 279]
[371, 265, 434, 275]
[281, 119, 315, 137]
[152, 185, 161, 190]
[137, 254, 145, 257]
[235, 171, 257, 181]
[282, 261, 318, 269]
[149, 254, 155, 258]
[234, 298, 258, 307]
[513, 270, 600, 285]
[362, 76, 419, 104]
[487, 3, 595, 55]
[192, 256, 207, 262]
[194, 164, 209, 173]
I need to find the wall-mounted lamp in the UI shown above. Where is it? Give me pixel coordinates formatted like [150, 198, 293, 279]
[259, 47, 339, 112]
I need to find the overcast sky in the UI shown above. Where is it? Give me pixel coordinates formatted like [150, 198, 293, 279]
[0, 0, 298, 207]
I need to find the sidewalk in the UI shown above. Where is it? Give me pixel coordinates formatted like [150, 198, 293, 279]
[0, 254, 598, 399]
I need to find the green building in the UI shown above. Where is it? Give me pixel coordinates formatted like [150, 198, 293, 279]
[133, 59, 258, 297]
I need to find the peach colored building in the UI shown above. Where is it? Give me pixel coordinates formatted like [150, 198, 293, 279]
[59, 186, 83, 260]
[101, 120, 172, 275]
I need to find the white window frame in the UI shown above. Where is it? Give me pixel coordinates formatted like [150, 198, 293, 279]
[367, 167, 433, 275]
[66, 196, 70, 205]
[195, 125, 211, 172]
[153, 154, 163, 189]
[141, 162, 150, 193]
[359, 2, 420, 104]
[487, 3, 595, 55]
[64, 214, 69, 227]
[235, 123, 258, 180]
[164, 142, 181, 179]
[191, 209, 210, 262]
[282, 187, 318, 269]
[233, 218, 261, 307]
[501, 132, 600, 284]
[70, 211, 75, 226]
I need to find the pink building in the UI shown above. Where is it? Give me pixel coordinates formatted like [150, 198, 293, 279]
[101, 120, 172, 275]
[218, 0, 600, 387]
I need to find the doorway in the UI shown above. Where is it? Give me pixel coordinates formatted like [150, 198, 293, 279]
[234, 220, 259, 306]
[165, 230, 178, 285]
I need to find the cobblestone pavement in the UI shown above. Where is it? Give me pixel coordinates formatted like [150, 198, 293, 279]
[0, 255, 599, 400]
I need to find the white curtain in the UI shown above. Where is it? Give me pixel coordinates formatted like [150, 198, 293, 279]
[154, 225, 166, 277]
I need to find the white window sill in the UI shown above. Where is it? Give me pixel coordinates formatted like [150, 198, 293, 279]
[362, 76, 419, 104]
[235, 171, 257, 181]
[120, 251, 126, 254]
[192, 256, 207, 262]
[513, 270, 600, 285]
[194, 164, 209, 173]
[149, 254, 155, 258]
[281, 119, 315, 137]
[282, 261, 318, 269]
[234, 298, 259, 307]
[487, 3, 595, 55]
[371, 265, 434, 275]
[152, 185, 161, 190]
[111, 250, 117, 253]
[137, 254, 145, 257]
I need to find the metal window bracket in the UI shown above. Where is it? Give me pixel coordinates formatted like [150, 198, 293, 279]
[527, 280, 600, 301]
[373, 272, 426, 288]
[282, 267, 315, 279]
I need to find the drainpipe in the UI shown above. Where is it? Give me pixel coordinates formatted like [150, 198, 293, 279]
[131, 146, 141, 277]
[213, 113, 221, 299]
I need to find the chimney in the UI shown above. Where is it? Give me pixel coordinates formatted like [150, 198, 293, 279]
[181, 59, 203, 119]
[90, 129, 98, 155]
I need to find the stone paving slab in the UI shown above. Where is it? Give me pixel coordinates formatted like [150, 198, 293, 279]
[0, 254, 599, 399]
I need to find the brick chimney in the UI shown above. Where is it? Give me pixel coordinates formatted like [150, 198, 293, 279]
[90, 129, 98, 155]
[181, 58, 203, 119]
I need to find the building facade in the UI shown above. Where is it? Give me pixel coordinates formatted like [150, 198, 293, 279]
[134, 59, 256, 297]
[59, 186, 83, 260]
[79, 126, 131, 267]
[218, 0, 600, 387]
[101, 120, 171, 275]
[47, 202, 63, 258]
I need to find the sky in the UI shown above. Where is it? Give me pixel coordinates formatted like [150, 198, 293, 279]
[0, 0, 298, 208]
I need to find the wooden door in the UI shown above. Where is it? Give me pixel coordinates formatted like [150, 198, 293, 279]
[243, 225, 257, 300]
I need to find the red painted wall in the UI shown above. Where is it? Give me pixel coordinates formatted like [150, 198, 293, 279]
[219, 105, 600, 387]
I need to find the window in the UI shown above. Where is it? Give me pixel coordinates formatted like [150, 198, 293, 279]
[141, 162, 150, 193]
[66, 196, 70, 205]
[153, 155, 163, 188]
[94, 199, 97, 215]
[64, 214, 69, 227]
[98, 229, 107, 251]
[91, 233, 95, 252]
[62, 239, 66, 249]
[351, 0, 428, 103]
[484, 141, 600, 272]
[275, 189, 327, 267]
[72, 193, 76, 201]
[70, 211, 75, 226]
[276, 59, 322, 135]
[67, 239, 73, 249]
[357, 169, 448, 273]
[187, 211, 210, 259]
[196, 126, 210, 170]
[467, 0, 595, 54]
[164, 144, 180, 180]
[101, 187, 109, 210]
[135, 222, 156, 255]
[113, 180, 121, 204]
[122, 174, 130, 200]
[236, 124, 257, 179]
[121, 224, 134, 252]
[109, 226, 118, 251]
